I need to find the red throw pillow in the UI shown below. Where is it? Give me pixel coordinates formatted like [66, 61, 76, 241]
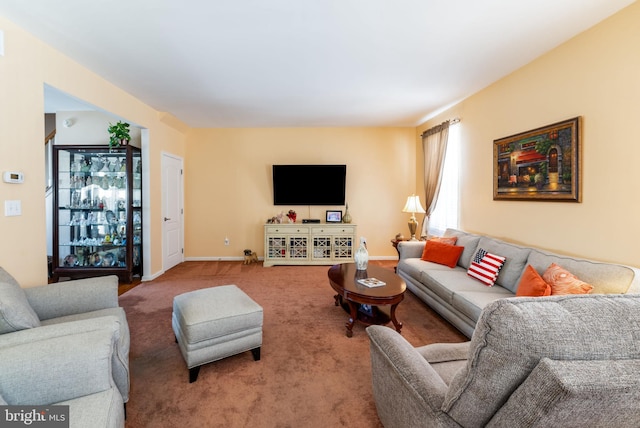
[421, 240, 464, 268]
[420, 236, 458, 260]
[516, 265, 551, 297]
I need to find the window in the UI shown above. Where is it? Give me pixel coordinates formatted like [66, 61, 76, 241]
[428, 123, 460, 236]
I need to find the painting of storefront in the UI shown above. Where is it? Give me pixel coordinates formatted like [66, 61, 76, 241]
[494, 117, 581, 202]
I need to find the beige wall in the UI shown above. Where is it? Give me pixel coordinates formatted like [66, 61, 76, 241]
[0, 16, 187, 286]
[55, 111, 142, 147]
[417, 1, 640, 267]
[3, 2, 639, 286]
[185, 127, 416, 259]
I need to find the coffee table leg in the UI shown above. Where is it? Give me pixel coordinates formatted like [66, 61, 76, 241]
[345, 301, 358, 338]
[390, 303, 403, 334]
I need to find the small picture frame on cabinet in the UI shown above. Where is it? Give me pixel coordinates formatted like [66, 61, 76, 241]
[326, 210, 342, 223]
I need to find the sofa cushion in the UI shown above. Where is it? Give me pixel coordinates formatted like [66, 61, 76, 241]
[516, 265, 551, 297]
[420, 268, 487, 305]
[487, 358, 640, 428]
[443, 229, 481, 269]
[443, 294, 640, 428]
[451, 287, 514, 321]
[524, 249, 634, 294]
[475, 237, 530, 292]
[0, 267, 20, 288]
[421, 241, 464, 268]
[543, 263, 593, 295]
[467, 248, 506, 287]
[0, 281, 41, 334]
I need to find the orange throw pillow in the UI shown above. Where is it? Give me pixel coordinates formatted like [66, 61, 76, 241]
[420, 236, 458, 260]
[542, 263, 594, 295]
[516, 265, 551, 297]
[429, 236, 458, 245]
[421, 240, 464, 268]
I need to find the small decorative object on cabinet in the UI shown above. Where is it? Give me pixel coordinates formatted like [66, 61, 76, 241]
[342, 203, 352, 223]
[52, 145, 142, 283]
[263, 223, 356, 267]
[354, 237, 368, 270]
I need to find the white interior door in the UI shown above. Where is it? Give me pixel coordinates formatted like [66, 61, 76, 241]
[162, 153, 184, 271]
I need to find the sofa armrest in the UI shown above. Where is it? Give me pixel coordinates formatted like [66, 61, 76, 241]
[417, 341, 471, 363]
[24, 275, 119, 321]
[366, 325, 458, 428]
[397, 241, 426, 260]
[0, 316, 121, 348]
[0, 325, 118, 405]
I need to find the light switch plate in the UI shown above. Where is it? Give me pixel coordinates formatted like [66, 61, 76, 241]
[4, 200, 21, 216]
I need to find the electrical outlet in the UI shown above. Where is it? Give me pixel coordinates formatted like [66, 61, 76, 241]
[224, 237, 230, 246]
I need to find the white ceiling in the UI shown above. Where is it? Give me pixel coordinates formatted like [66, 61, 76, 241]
[1, 0, 635, 128]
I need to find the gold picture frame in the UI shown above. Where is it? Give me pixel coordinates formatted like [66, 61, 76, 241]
[493, 117, 581, 202]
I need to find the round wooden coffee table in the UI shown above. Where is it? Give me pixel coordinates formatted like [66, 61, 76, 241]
[328, 263, 406, 337]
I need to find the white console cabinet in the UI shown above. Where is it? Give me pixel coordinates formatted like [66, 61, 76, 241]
[263, 223, 356, 267]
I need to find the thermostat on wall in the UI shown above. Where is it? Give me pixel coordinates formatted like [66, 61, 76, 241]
[3, 171, 24, 184]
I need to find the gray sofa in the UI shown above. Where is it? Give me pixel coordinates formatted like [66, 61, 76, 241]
[397, 228, 640, 337]
[0, 267, 129, 427]
[367, 294, 640, 427]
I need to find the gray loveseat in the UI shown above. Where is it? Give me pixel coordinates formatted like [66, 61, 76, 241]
[367, 294, 640, 427]
[397, 228, 640, 337]
[0, 267, 129, 427]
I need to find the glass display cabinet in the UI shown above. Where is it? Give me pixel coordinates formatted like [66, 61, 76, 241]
[52, 145, 142, 283]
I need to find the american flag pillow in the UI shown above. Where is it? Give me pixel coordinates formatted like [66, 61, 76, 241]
[467, 248, 506, 287]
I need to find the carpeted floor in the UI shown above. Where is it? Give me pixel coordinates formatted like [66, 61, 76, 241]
[120, 261, 466, 427]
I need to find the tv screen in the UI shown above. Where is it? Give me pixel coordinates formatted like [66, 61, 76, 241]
[273, 165, 346, 206]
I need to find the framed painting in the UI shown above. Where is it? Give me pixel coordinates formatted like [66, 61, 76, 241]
[493, 117, 581, 202]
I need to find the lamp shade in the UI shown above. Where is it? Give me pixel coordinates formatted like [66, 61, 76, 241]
[402, 195, 426, 214]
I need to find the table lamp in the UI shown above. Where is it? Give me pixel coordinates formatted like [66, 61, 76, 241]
[402, 195, 426, 241]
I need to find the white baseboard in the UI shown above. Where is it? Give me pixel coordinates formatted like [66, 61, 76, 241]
[184, 256, 396, 262]
[142, 270, 164, 281]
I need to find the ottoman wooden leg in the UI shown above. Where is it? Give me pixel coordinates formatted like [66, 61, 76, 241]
[251, 347, 261, 361]
[189, 366, 201, 383]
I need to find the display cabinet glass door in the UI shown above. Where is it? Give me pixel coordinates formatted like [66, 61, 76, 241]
[332, 236, 354, 260]
[288, 236, 308, 260]
[53, 145, 142, 282]
[312, 236, 332, 260]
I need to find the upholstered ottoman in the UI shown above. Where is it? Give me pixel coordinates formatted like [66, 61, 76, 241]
[172, 285, 263, 383]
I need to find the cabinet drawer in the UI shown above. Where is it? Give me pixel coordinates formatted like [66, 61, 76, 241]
[265, 226, 309, 234]
[312, 226, 355, 234]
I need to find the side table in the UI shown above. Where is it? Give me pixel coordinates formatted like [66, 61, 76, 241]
[390, 238, 405, 272]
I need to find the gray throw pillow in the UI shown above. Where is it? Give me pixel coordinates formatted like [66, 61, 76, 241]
[0, 281, 41, 334]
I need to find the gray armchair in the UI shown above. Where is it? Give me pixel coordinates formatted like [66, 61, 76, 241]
[0, 267, 130, 405]
[0, 318, 125, 427]
[367, 294, 640, 428]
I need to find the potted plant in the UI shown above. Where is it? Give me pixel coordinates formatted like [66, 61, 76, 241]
[108, 121, 131, 149]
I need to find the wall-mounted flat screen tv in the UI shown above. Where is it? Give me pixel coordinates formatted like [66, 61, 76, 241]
[273, 164, 346, 206]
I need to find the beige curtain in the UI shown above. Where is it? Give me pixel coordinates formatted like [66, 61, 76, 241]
[421, 121, 450, 237]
